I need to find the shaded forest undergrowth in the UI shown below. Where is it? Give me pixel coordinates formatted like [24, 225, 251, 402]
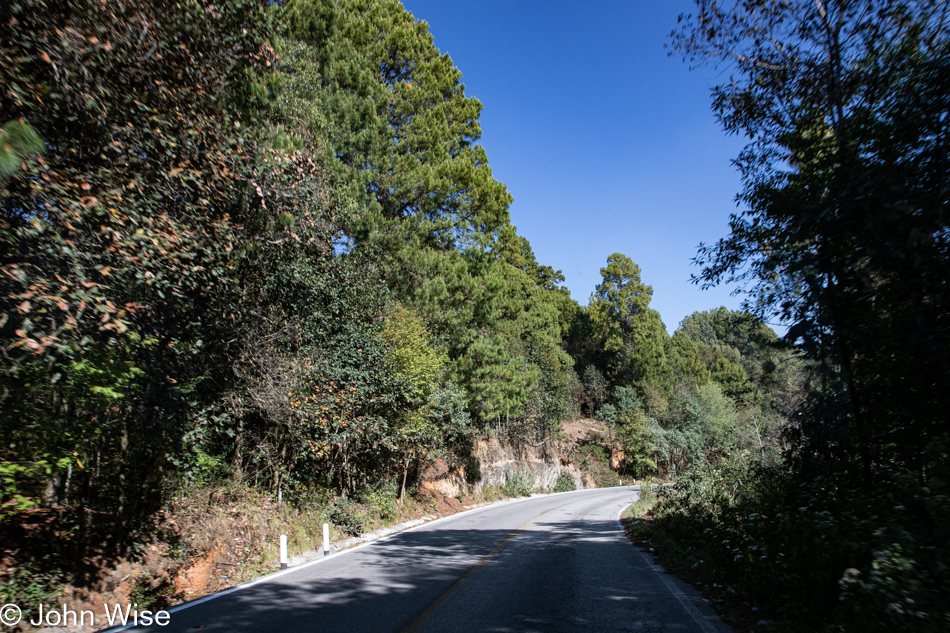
[623, 465, 950, 633]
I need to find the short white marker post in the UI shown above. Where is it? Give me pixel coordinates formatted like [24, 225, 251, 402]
[323, 523, 330, 557]
[279, 534, 288, 570]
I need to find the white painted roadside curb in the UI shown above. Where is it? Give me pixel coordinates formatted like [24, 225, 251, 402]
[99, 486, 634, 632]
[617, 499, 721, 633]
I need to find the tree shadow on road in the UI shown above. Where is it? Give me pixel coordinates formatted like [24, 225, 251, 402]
[117, 516, 725, 633]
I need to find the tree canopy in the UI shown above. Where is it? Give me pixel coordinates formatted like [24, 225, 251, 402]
[655, 3, 950, 629]
[674, 0, 950, 482]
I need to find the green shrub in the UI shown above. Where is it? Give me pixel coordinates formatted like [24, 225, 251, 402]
[358, 482, 399, 523]
[623, 483, 656, 519]
[127, 575, 173, 612]
[481, 484, 503, 502]
[595, 403, 618, 424]
[553, 471, 576, 493]
[502, 468, 535, 498]
[328, 497, 365, 537]
[648, 465, 950, 632]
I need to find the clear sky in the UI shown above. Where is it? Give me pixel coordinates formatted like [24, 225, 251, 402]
[400, 0, 755, 333]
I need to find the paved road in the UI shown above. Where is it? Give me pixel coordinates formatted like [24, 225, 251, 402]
[114, 487, 732, 633]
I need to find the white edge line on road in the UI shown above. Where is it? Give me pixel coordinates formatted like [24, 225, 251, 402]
[616, 504, 722, 633]
[100, 486, 637, 632]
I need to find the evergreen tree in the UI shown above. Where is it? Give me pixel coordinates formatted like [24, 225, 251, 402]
[588, 254, 671, 391]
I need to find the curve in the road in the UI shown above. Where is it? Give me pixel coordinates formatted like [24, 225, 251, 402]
[105, 487, 731, 633]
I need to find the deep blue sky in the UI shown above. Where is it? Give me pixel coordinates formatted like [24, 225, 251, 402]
[400, 0, 751, 333]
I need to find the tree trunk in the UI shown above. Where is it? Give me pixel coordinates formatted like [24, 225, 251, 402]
[825, 274, 872, 489]
[118, 423, 129, 520]
[399, 456, 410, 504]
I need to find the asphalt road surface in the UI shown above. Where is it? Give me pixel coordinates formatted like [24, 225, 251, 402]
[111, 487, 732, 633]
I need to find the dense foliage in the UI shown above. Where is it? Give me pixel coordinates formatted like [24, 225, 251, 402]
[1, 0, 292, 527]
[572, 258, 803, 481]
[642, 1, 950, 630]
[0, 0, 589, 531]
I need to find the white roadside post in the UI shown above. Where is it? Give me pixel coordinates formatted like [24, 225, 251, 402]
[323, 523, 330, 557]
[279, 534, 288, 570]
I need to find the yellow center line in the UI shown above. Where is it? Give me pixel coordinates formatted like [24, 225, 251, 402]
[398, 494, 605, 633]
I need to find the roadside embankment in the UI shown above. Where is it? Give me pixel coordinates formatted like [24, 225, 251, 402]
[1, 419, 625, 632]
